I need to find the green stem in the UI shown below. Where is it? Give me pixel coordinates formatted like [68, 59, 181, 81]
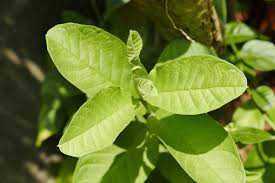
[230, 43, 240, 58]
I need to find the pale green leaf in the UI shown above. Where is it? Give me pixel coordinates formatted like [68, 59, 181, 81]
[150, 113, 245, 183]
[230, 127, 274, 144]
[144, 55, 247, 115]
[232, 100, 265, 129]
[58, 87, 135, 157]
[225, 22, 257, 45]
[73, 140, 158, 183]
[127, 30, 143, 62]
[158, 39, 216, 64]
[46, 23, 135, 97]
[240, 40, 275, 71]
[251, 85, 275, 112]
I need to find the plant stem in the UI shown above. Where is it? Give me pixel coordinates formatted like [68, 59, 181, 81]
[230, 43, 240, 58]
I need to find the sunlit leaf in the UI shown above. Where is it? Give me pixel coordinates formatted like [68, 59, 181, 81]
[58, 87, 135, 157]
[144, 55, 247, 114]
[46, 23, 135, 97]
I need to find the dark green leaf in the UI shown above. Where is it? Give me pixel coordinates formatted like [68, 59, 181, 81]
[56, 157, 77, 183]
[157, 153, 196, 183]
[115, 121, 148, 149]
[150, 112, 245, 183]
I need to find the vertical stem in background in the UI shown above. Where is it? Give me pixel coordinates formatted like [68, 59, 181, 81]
[230, 43, 240, 58]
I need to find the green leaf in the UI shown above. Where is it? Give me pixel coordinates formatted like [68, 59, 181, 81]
[240, 40, 275, 71]
[232, 100, 265, 129]
[158, 39, 217, 64]
[230, 127, 274, 144]
[56, 157, 77, 183]
[213, 0, 227, 23]
[245, 146, 265, 170]
[150, 112, 245, 183]
[251, 85, 275, 112]
[127, 30, 143, 62]
[246, 170, 265, 183]
[46, 23, 135, 97]
[58, 87, 135, 157]
[73, 139, 158, 183]
[115, 121, 148, 149]
[144, 55, 247, 115]
[225, 22, 257, 45]
[245, 143, 275, 183]
[157, 153, 196, 183]
[126, 30, 151, 98]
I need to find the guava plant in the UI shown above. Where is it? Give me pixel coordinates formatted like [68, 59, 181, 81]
[44, 23, 249, 183]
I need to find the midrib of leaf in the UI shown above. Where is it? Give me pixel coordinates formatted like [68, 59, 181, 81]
[47, 37, 118, 87]
[59, 104, 133, 147]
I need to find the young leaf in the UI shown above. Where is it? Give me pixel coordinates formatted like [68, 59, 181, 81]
[232, 100, 265, 129]
[127, 30, 143, 62]
[225, 22, 257, 45]
[58, 87, 135, 157]
[46, 23, 135, 97]
[127, 30, 148, 79]
[150, 113, 245, 183]
[251, 85, 275, 112]
[240, 40, 275, 71]
[158, 39, 217, 63]
[144, 55, 247, 115]
[230, 127, 274, 144]
[127, 30, 153, 98]
[73, 140, 158, 183]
